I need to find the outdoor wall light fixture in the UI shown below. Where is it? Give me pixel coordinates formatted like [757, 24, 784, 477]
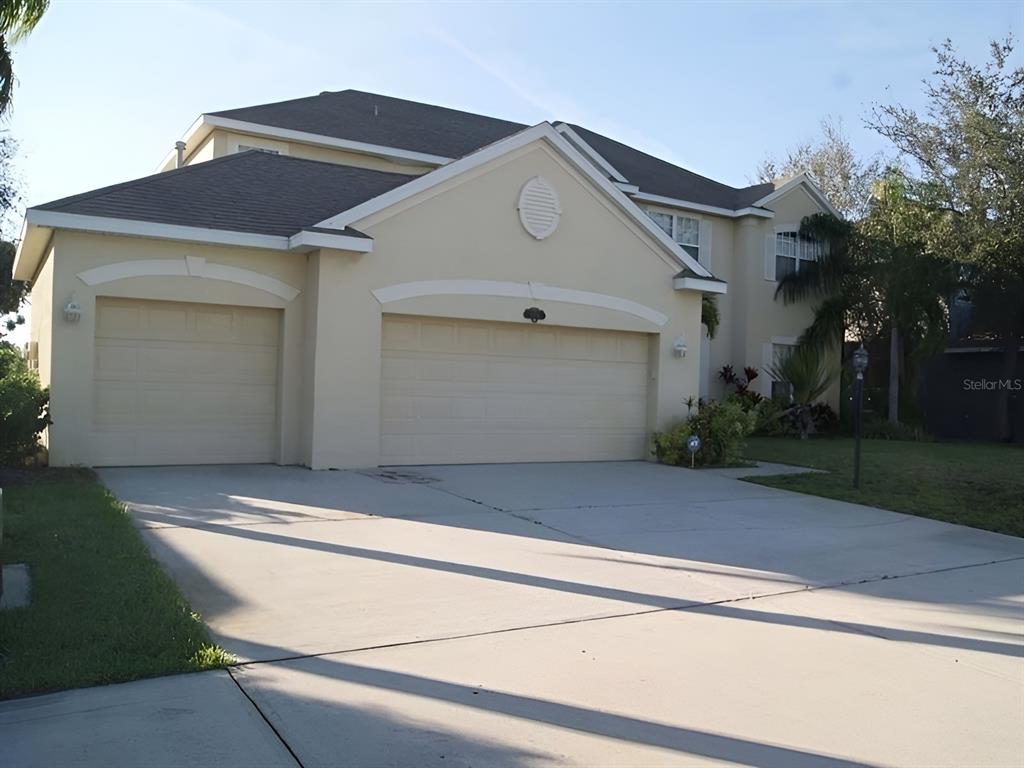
[523, 307, 546, 323]
[672, 336, 688, 357]
[63, 296, 82, 323]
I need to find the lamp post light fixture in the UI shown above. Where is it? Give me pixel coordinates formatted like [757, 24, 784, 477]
[851, 343, 869, 489]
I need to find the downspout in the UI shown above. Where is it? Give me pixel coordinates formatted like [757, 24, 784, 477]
[175, 141, 186, 169]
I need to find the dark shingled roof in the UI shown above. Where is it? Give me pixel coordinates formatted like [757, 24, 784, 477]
[211, 89, 528, 159]
[567, 124, 774, 211]
[210, 90, 774, 212]
[36, 151, 417, 238]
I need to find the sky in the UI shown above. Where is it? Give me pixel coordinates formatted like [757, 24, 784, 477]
[3, 0, 1021, 343]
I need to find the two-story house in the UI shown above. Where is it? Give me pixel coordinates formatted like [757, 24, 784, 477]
[13, 90, 838, 468]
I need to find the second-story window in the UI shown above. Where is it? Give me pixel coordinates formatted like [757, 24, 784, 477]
[775, 231, 821, 279]
[644, 208, 701, 262]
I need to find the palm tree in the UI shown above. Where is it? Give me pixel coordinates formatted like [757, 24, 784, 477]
[0, 0, 49, 116]
[774, 172, 954, 424]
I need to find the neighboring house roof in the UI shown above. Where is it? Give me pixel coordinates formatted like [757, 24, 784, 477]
[565, 124, 774, 211]
[210, 89, 528, 160]
[35, 150, 416, 238]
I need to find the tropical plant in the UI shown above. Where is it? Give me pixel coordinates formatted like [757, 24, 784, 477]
[766, 343, 838, 438]
[868, 38, 1024, 440]
[718, 364, 762, 408]
[0, 0, 49, 116]
[700, 294, 719, 339]
[774, 176, 954, 425]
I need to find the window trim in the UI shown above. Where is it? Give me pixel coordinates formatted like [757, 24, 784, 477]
[774, 228, 821, 279]
[643, 207, 702, 264]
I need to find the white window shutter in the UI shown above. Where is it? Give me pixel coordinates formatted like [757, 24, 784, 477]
[699, 219, 713, 269]
[764, 233, 776, 281]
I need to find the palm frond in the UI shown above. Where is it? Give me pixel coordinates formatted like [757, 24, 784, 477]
[766, 344, 837, 405]
[775, 213, 858, 305]
[0, 0, 49, 41]
[0, 38, 11, 117]
[798, 295, 847, 351]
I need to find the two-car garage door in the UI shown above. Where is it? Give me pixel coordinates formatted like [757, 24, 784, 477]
[90, 301, 649, 467]
[380, 315, 650, 465]
[92, 297, 280, 466]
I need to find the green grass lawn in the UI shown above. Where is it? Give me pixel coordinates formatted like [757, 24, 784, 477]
[743, 437, 1024, 537]
[0, 470, 231, 699]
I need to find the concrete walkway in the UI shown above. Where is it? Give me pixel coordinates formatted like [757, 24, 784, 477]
[2, 461, 1022, 767]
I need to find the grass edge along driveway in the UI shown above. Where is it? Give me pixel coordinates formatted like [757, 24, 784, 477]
[742, 436, 1024, 538]
[0, 469, 231, 699]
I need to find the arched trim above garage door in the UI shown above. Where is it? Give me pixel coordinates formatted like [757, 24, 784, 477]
[372, 279, 668, 327]
[77, 256, 300, 301]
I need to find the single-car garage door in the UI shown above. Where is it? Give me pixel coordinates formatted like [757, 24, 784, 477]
[381, 315, 650, 465]
[92, 297, 280, 466]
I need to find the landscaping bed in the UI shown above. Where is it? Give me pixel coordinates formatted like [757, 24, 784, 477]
[0, 469, 230, 699]
[743, 437, 1024, 537]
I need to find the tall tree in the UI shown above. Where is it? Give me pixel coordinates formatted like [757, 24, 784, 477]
[868, 39, 1024, 440]
[755, 116, 883, 220]
[0, 0, 49, 116]
[0, 130, 23, 336]
[774, 174, 953, 423]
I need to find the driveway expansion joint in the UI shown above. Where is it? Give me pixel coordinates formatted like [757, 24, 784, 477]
[226, 553, 1024, 672]
[227, 667, 305, 768]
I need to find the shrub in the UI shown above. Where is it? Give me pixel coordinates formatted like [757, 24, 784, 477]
[810, 403, 839, 435]
[753, 397, 792, 436]
[0, 342, 51, 465]
[653, 399, 756, 467]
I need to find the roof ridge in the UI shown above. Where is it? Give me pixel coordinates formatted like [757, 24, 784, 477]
[337, 89, 529, 127]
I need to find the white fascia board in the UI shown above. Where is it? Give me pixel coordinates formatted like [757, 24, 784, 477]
[25, 209, 291, 251]
[12, 218, 49, 281]
[318, 122, 713, 278]
[156, 114, 213, 172]
[288, 229, 374, 253]
[204, 115, 452, 167]
[673, 276, 728, 294]
[752, 172, 843, 219]
[553, 123, 630, 183]
[631, 191, 773, 219]
[614, 182, 640, 194]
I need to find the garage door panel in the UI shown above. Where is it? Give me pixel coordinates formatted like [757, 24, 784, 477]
[381, 315, 649, 465]
[93, 298, 280, 466]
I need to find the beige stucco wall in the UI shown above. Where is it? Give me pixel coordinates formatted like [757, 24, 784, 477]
[29, 245, 54, 390]
[40, 232, 308, 467]
[628, 187, 838, 409]
[715, 186, 840, 407]
[38, 137, 709, 468]
[183, 128, 434, 176]
[302, 139, 704, 468]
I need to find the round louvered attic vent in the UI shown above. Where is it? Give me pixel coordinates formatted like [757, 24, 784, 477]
[517, 176, 561, 240]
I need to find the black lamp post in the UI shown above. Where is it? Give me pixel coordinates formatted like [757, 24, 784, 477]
[852, 343, 869, 489]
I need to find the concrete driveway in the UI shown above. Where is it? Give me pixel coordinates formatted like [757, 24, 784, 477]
[4, 461, 1023, 767]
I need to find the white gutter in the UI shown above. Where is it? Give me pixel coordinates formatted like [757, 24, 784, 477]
[631, 191, 773, 219]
